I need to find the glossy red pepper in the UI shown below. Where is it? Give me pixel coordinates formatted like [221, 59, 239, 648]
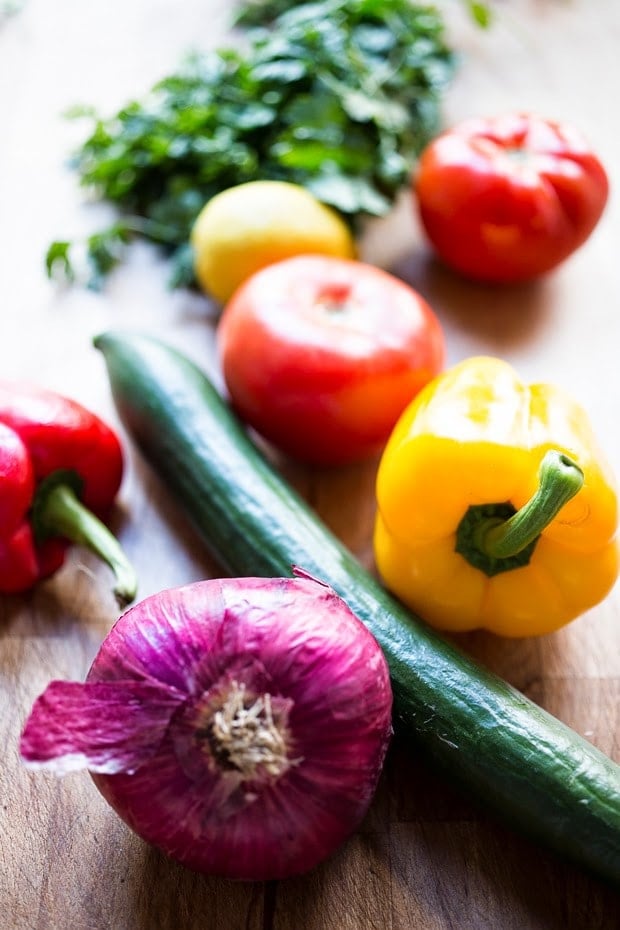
[0, 382, 136, 606]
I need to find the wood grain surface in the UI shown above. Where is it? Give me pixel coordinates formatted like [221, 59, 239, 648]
[1, 1, 619, 927]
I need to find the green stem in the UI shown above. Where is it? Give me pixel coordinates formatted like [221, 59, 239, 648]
[480, 450, 584, 559]
[36, 481, 137, 608]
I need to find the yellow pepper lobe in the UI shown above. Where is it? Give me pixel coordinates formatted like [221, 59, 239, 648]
[373, 356, 619, 637]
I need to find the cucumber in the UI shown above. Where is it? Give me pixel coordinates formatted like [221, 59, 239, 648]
[95, 329, 620, 887]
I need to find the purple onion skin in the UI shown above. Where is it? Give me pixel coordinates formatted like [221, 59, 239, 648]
[77, 574, 392, 881]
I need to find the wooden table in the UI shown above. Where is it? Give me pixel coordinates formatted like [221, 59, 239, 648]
[1, 1, 619, 927]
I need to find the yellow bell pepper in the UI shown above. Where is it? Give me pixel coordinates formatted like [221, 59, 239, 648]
[373, 356, 619, 637]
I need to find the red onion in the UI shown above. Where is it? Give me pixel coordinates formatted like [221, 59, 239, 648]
[20, 571, 392, 880]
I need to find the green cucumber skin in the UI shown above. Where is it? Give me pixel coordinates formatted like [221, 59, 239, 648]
[95, 330, 620, 888]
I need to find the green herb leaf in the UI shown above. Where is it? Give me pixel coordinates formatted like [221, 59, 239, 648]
[45, 241, 75, 283]
[84, 224, 131, 290]
[307, 171, 390, 216]
[467, 1, 492, 28]
[167, 242, 198, 290]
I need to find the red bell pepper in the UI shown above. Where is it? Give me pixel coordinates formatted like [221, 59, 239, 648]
[0, 381, 136, 606]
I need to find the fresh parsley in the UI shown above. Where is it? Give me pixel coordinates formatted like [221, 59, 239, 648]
[47, 0, 456, 289]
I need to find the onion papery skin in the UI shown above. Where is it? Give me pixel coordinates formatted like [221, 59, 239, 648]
[48, 574, 392, 880]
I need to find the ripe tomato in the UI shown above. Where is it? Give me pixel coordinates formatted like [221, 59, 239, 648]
[414, 113, 609, 283]
[216, 255, 445, 466]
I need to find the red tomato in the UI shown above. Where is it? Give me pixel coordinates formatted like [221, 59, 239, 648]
[216, 255, 445, 466]
[414, 113, 609, 283]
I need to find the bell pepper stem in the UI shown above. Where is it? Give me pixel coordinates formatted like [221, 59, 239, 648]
[37, 482, 137, 608]
[479, 450, 584, 559]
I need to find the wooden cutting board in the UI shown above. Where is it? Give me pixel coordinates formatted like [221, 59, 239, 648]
[1, 1, 618, 927]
